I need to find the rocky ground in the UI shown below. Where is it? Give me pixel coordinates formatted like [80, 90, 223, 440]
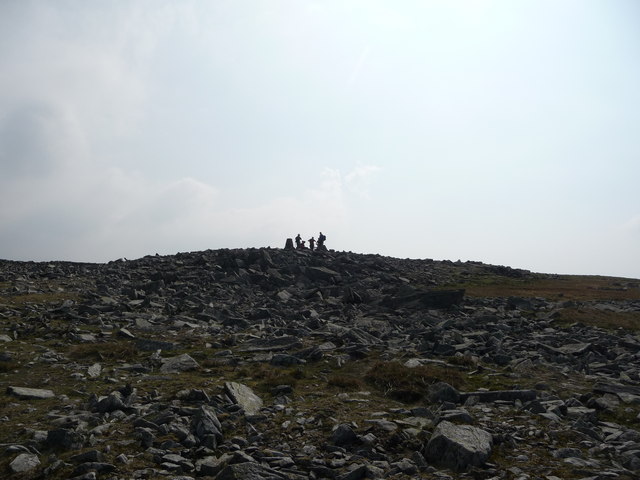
[1, 247, 640, 480]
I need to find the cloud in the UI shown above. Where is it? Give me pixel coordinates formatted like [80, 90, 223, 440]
[344, 164, 382, 199]
[347, 46, 370, 86]
[0, 102, 86, 180]
[0, 160, 368, 261]
[623, 215, 640, 233]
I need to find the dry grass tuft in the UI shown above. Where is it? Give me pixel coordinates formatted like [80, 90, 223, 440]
[67, 341, 138, 361]
[326, 374, 365, 391]
[364, 361, 463, 403]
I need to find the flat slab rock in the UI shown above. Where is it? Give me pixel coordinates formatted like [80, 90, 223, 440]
[238, 335, 302, 353]
[224, 382, 264, 415]
[7, 386, 55, 399]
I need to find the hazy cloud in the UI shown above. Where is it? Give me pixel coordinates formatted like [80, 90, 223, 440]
[0, 1, 639, 278]
[344, 164, 381, 199]
[0, 102, 85, 179]
[623, 215, 640, 234]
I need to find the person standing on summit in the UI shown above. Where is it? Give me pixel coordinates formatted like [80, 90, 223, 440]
[317, 232, 326, 249]
[295, 234, 302, 249]
[308, 237, 315, 251]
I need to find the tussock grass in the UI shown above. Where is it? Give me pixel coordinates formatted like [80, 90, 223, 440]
[364, 361, 463, 403]
[326, 373, 365, 391]
[67, 341, 138, 361]
[235, 364, 307, 393]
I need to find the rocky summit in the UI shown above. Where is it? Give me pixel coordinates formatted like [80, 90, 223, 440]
[1, 247, 640, 480]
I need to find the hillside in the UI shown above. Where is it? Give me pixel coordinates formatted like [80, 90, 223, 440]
[1, 248, 640, 479]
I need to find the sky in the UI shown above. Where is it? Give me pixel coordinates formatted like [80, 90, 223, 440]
[1, 0, 639, 279]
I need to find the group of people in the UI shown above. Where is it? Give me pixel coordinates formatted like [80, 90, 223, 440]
[295, 232, 326, 252]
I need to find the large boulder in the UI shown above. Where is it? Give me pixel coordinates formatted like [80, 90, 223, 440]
[423, 420, 493, 471]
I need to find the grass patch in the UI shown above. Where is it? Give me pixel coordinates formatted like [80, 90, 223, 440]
[67, 341, 138, 361]
[363, 361, 463, 403]
[326, 373, 365, 391]
[556, 307, 640, 331]
[449, 275, 640, 301]
[234, 363, 307, 394]
[0, 358, 18, 373]
[2, 291, 81, 307]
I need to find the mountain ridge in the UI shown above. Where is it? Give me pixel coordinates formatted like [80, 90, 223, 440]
[1, 247, 640, 479]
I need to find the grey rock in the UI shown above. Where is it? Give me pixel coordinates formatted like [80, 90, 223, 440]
[427, 382, 460, 404]
[95, 391, 126, 413]
[215, 462, 287, 480]
[176, 388, 210, 403]
[160, 353, 200, 373]
[594, 381, 640, 397]
[70, 450, 104, 463]
[238, 335, 303, 353]
[196, 453, 233, 477]
[192, 405, 223, 444]
[270, 353, 305, 366]
[7, 386, 55, 399]
[340, 463, 382, 480]
[224, 382, 264, 415]
[9, 453, 40, 473]
[435, 409, 474, 424]
[46, 428, 86, 450]
[87, 363, 101, 378]
[459, 389, 537, 404]
[552, 448, 583, 459]
[423, 420, 493, 471]
[305, 266, 342, 283]
[71, 462, 117, 476]
[332, 423, 359, 446]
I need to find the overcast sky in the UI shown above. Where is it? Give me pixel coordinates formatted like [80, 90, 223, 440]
[1, 1, 639, 278]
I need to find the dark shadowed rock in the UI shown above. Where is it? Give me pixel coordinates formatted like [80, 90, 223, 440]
[332, 424, 359, 446]
[459, 389, 537, 404]
[47, 428, 86, 450]
[427, 382, 460, 404]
